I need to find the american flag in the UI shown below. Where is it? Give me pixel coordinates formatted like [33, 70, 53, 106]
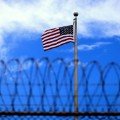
[42, 25, 74, 51]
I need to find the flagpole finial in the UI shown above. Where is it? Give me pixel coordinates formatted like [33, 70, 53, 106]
[73, 12, 78, 17]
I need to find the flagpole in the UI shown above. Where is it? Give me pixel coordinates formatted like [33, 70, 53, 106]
[73, 12, 78, 120]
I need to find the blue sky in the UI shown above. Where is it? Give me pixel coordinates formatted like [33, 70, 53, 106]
[0, 1, 120, 118]
[0, 0, 120, 65]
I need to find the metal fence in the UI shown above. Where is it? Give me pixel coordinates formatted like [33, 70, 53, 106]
[0, 58, 120, 119]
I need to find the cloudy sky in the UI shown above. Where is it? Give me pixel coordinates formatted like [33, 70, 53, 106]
[0, 0, 120, 116]
[0, 0, 120, 64]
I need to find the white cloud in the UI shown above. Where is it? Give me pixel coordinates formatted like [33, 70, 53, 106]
[0, 0, 120, 34]
[77, 42, 111, 51]
[65, 42, 111, 52]
[0, 0, 120, 59]
[0, 31, 9, 60]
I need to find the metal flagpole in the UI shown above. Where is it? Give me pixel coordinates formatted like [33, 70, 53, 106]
[73, 12, 78, 120]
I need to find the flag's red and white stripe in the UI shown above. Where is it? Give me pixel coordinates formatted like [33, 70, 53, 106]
[42, 28, 73, 51]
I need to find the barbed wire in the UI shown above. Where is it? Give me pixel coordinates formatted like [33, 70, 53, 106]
[0, 58, 120, 119]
